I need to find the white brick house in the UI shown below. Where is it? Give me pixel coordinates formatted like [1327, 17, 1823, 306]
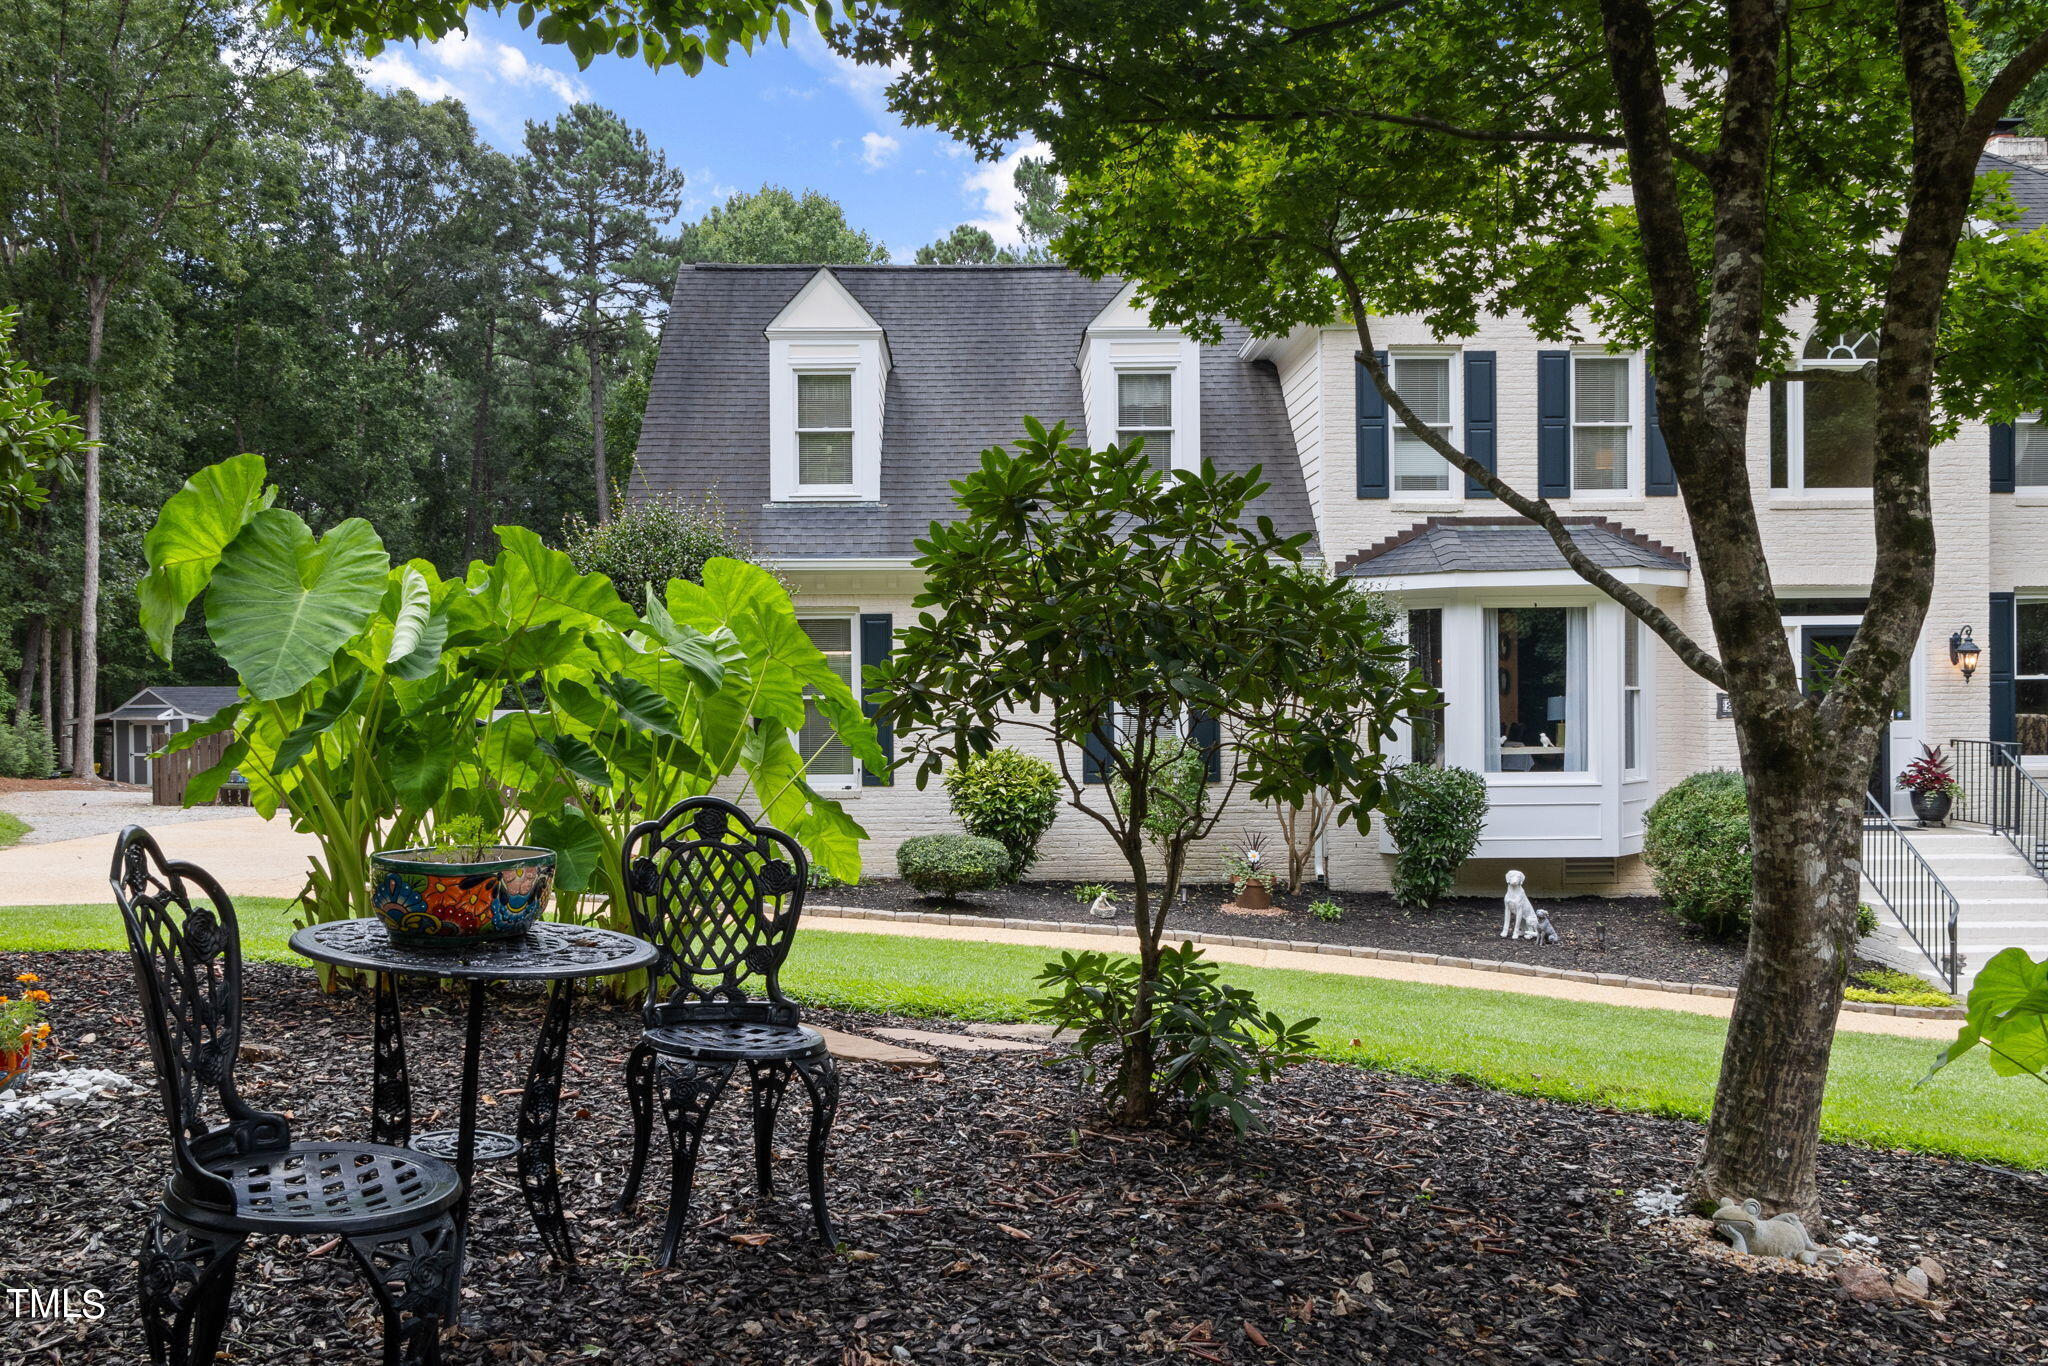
[634, 153, 2048, 896]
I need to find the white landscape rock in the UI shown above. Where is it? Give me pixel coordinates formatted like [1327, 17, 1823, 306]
[1, 1066, 147, 1125]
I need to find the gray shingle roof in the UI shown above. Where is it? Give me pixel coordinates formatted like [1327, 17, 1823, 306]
[632, 265, 1316, 559]
[140, 686, 240, 718]
[1334, 518, 1689, 578]
[1980, 151, 2048, 232]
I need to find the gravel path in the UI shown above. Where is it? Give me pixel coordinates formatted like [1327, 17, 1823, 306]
[0, 785, 252, 846]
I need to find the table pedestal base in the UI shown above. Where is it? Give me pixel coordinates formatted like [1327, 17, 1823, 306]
[413, 1128, 519, 1163]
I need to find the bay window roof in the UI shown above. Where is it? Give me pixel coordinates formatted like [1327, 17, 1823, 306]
[1334, 517, 1690, 578]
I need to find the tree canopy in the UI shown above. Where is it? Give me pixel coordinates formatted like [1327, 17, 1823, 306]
[677, 185, 890, 265]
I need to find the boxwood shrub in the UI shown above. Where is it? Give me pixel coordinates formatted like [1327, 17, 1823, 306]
[1386, 763, 1488, 909]
[895, 834, 1014, 900]
[944, 747, 1062, 876]
[1642, 769, 1753, 939]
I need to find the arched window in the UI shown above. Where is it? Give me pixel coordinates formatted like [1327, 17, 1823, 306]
[1771, 329, 1878, 491]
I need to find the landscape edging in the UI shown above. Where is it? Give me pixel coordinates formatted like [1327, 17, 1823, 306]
[810, 902, 1967, 1021]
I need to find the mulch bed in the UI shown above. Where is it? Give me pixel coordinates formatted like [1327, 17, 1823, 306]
[827, 880, 1814, 987]
[7, 948, 2045, 1365]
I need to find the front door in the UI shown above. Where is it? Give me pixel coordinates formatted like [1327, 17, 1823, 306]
[130, 724, 159, 787]
[1799, 625, 1892, 810]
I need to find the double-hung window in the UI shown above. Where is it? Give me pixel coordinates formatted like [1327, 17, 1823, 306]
[797, 617, 858, 786]
[1390, 353, 1455, 494]
[1572, 355, 1634, 492]
[2018, 415, 2048, 490]
[1117, 372, 1175, 469]
[795, 372, 856, 490]
[1623, 616, 1644, 775]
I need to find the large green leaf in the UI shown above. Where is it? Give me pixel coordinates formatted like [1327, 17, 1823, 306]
[272, 671, 367, 775]
[526, 803, 606, 896]
[385, 566, 449, 679]
[206, 510, 390, 701]
[1929, 947, 2048, 1080]
[387, 724, 455, 811]
[137, 453, 275, 662]
[487, 525, 639, 635]
[740, 718, 867, 883]
[536, 733, 612, 787]
[600, 673, 683, 738]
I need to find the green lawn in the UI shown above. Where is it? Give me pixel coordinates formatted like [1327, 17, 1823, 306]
[0, 812, 29, 850]
[7, 901, 2040, 1170]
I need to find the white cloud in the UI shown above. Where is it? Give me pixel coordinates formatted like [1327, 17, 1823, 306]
[680, 167, 742, 217]
[861, 132, 900, 171]
[791, 28, 900, 122]
[357, 32, 588, 137]
[962, 142, 1050, 249]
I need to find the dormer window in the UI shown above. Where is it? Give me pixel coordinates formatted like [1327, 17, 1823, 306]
[1080, 281, 1201, 470]
[766, 268, 888, 503]
[1117, 372, 1175, 468]
[796, 372, 856, 488]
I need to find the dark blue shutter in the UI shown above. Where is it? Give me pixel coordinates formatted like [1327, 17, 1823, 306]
[1355, 351, 1389, 498]
[860, 613, 893, 786]
[1082, 727, 1109, 784]
[1992, 423, 2017, 494]
[1190, 711, 1222, 783]
[1645, 364, 1676, 496]
[1537, 350, 1571, 498]
[1991, 592, 2018, 745]
[1463, 350, 1496, 498]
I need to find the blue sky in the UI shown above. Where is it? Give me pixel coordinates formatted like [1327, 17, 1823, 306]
[358, 13, 1040, 261]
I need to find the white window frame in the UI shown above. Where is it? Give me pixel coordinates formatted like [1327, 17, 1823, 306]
[1777, 331, 1878, 497]
[1388, 347, 1462, 500]
[2018, 414, 2048, 492]
[1622, 614, 1646, 779]
[796, 613, 861, 789]
[2018, 598, 2048, 759]
[1114, 369, 1176, 466]
[789, 367, 859, 495]
[1569, 349, 1643, 498]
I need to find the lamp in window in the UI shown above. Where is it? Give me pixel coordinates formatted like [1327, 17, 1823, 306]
[1950, 626, 1981, 683]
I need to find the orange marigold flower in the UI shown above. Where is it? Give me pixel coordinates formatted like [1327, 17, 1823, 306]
[35, 1023, 51, 1037]
[25, 990, 50, 1003]
[15, 972, 38, 984]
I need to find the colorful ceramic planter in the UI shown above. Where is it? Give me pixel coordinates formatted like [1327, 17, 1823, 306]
[370, 846, 555, 947]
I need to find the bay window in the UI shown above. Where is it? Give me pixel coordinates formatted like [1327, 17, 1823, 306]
[1623, 615, 1644, 775]
[2020, 600, 2048, 757]
[1486, 607, 1587, 773]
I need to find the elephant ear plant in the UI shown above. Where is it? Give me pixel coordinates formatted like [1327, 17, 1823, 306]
[141, 454, 879, 972]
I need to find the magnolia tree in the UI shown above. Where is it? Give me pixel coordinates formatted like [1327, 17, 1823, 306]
[869, 422, 1430, 1124]
[140, 453, 876, 945]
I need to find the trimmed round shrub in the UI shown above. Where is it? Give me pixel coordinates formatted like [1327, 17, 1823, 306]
[896, 834, 1013, 899]
[1642, 770, 1753, 939]
[945, 747, 1062, 876]
[1386, 763, 1488, 909]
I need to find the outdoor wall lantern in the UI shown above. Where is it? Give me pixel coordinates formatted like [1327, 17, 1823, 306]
[1951, 625, 1981, 682]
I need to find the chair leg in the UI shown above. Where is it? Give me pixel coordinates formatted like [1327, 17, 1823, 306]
[616, 1040, 657, 1214]
[138, 1210, 245, 1366]
[793, 1053, 841, 1246]
[345, 1214, 462, 1366]
[655, 1058, 734, 1268]
[747, 1058, 793, 1200]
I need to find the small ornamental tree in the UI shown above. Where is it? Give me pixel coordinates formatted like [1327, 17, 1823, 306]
[871, 420, 1431, 1125]
[560, 489, 764, 606]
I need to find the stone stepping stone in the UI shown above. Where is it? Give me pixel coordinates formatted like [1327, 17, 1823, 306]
[965, 1021, 1059, 1042]
[872, 1027, 1045, 1053]
[813, 1026, 938, 1068]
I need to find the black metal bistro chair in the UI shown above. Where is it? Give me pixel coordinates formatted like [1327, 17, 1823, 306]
[614, 796, 840, 1264]
[110, 827, 464, 1366]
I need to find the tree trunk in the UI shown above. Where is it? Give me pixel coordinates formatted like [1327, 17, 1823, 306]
[1691, 740, 1866, 1225]
[57, 623, 75, 774]
[1120, 838, 1160, 1125]
[464, 312, 498, 561]
[589, 338, 610, 521]
[39, 622, 54, 751]
[77, 285, 105, 783]
[14, 619, 41, 728]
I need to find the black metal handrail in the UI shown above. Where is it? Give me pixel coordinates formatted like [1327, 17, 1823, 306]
[1950, 738, 2048, 881]
[1861, 793, 1962, 992]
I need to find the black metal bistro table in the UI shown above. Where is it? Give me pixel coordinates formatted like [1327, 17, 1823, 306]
[289, 918, 658, 1267]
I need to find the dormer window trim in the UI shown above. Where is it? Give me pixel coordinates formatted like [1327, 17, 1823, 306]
[766, 269, 888, 504]
[1080, 282, 1202, 471]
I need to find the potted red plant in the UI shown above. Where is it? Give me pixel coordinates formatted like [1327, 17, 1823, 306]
[1897, 744, 1961, 827]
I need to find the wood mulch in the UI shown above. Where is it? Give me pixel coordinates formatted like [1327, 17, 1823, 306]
[0, 775, 128, 794]
[5, 948, 2044, 1364]
[828, 880, 1845, 988]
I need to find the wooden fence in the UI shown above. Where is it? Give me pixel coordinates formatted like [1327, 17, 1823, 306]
[152, 729, 243, 807]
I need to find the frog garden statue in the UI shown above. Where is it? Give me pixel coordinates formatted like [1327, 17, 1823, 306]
[1710, 1197, 1845, 1266]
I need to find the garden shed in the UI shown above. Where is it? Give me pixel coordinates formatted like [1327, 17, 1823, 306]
[95, 685, 238, 788]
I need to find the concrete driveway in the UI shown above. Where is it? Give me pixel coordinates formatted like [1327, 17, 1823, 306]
[0, 788, 317, 905]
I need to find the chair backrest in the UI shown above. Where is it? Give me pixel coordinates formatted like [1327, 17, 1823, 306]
[110, 826, 287, 1206]
[620, 797, 810, 1026]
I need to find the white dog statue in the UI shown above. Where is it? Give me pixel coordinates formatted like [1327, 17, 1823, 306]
[1500, 870, 1556, 941]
